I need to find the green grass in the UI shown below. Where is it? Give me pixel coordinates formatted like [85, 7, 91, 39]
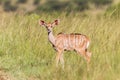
[0, 12, 120, 80]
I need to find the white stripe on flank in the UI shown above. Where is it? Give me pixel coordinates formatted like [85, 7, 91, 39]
[86, 41, 89, 48]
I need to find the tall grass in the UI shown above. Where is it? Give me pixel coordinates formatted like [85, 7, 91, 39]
[0, 12, 120, 80]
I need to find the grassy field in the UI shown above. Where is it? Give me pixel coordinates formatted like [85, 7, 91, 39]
[0, 12, 120, 80]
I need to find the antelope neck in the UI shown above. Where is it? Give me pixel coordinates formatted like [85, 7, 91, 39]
[48, 29, 55, 45]
[48, 29, 51, 34]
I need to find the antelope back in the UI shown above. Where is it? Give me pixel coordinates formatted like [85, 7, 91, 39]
[54, 33, 90, 51]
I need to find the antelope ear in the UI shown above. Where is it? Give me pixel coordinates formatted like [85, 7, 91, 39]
[39, 20, 46, 26]
[52, 19, 60, 26]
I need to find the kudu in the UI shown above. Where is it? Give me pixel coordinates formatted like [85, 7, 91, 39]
[39, 19, 92, 68]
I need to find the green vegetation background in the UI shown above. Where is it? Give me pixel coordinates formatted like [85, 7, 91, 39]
[0, 0, 120, 80]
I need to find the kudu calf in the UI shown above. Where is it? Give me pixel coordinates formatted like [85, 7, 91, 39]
[39, 19, 92, 68]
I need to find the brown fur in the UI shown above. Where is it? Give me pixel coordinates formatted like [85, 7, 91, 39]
[39, 19, 92, 68]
